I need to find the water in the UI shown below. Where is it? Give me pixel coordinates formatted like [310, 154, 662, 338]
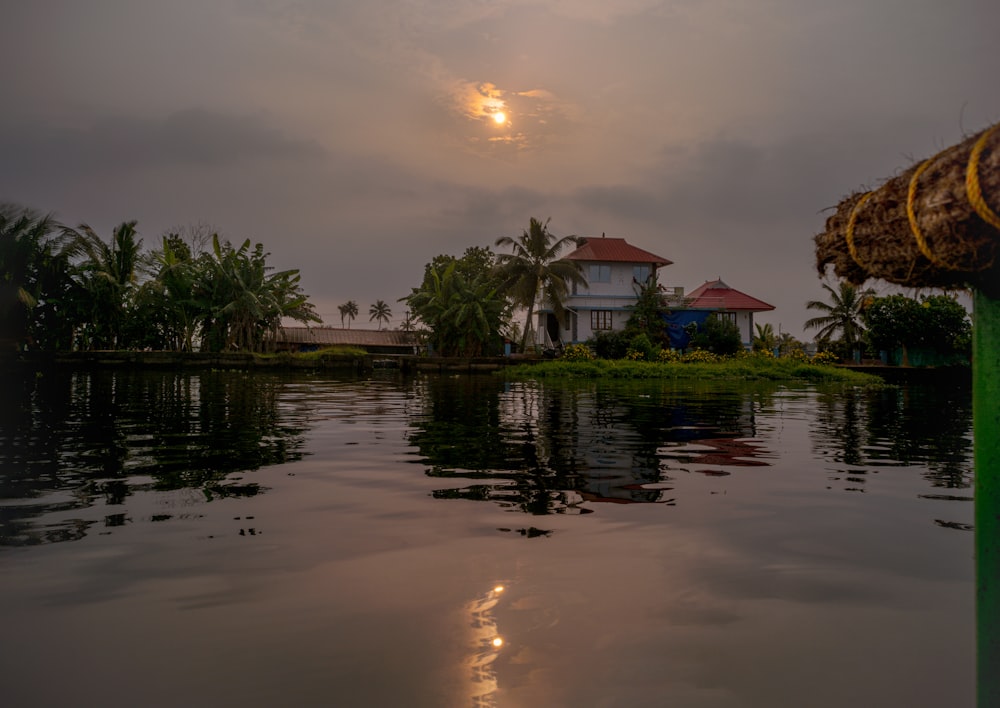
[0, 369, 975, 707]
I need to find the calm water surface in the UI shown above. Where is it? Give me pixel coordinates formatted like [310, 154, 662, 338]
[0, 369, 975, 707]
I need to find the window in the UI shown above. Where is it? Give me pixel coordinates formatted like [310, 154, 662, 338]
[589, 264, 611, 283]
[715, 312, 737, 325]
[591, 310, 613, 330]
[633, 265, 651, 283]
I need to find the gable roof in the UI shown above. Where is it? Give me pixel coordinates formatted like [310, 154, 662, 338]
[686, 279, 775, 311]
[563, 236, 672, 267]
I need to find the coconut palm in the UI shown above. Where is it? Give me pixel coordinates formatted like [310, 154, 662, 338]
[63, 220, 144, 349]
[494, 217, 585, 350]
[804, 281, 873, 348]
[339, 300, 359, 329]
[369, 300, 391, 330]
[0, 205, 76, 350]
[752, 322, 778, 352]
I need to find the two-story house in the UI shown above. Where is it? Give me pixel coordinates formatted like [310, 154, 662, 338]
[537, 236, 673, 346]
[535, 235, 774, 350]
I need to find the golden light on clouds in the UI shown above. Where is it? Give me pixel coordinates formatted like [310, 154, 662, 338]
[449, 79, 572, 156]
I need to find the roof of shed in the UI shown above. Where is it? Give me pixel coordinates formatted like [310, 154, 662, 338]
[277, 327, 418, 347]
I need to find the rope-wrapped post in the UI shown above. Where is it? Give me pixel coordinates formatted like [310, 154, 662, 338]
[814, 121, 1000, 707]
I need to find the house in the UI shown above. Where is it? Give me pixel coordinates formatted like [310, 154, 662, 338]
[535, 235, 773, 350]
[276, 326, 420, 354]
[536, 236, 675, 346]
[683, 279, 775, 348]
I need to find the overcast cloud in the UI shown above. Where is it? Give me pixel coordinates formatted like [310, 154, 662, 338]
[2, 0, 998, 334]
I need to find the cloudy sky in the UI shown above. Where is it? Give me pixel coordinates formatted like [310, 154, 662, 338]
[2, 0, 998, 336]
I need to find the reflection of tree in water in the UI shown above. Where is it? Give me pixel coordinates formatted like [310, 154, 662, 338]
[0, 369, 308, 546]
[812, 382, 972, 490]
[409, 378, 770, 516]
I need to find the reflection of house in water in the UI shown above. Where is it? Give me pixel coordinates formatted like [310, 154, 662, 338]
[417, 380, 773, 513]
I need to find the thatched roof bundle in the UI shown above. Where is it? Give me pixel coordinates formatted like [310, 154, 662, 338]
[815, 122, 1000, 294]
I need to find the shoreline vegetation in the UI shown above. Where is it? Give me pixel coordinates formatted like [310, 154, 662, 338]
[5, 348, 891, 387]
[501, 357, 887, 386]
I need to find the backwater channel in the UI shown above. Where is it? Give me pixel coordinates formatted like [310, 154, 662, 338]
[0, 368, 976, 707]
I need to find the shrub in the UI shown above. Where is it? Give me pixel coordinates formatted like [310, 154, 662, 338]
[626, 333, 657, 361]
[561, 343, 595, 362]
[811, 351, 839, 366]
[657, 348, 681, 363]
[681, 349, 720, 364]
[590, 330, 630, 359]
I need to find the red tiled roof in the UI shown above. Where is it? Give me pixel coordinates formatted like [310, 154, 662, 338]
[563, 236, 672, 266]
[686, 279, 775, 311]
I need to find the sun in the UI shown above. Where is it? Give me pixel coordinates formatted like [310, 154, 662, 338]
[492, 112, 507, 125]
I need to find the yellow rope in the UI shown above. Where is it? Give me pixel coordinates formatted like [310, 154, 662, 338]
[906, 158, 959, 269]
[845, 191, 872, 269]
[966, 123, 1000, 231]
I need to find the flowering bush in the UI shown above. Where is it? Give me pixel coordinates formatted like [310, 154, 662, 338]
[561, 343, 596, 361]
[784, 348, 809, 361]
[681, 349, 720, 364]
[811, 351, 839, 366]
[625, 349, 646, 361]
[657, 348, 681, 363]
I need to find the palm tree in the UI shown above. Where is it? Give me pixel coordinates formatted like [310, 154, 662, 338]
[339, 300, 359, 329]
[195, 234, 318, 352]
[369, 300, 391, 330]
[0, 205, 76, 350]
[63, 220, 144, 349]
[494, 217, 585, 350]
[804, 281, 873, 350]
[753, 322, 777, 352]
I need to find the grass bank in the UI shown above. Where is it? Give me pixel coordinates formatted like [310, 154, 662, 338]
[501, 357, 885, 386]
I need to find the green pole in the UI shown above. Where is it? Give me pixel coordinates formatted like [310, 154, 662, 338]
[976, 288, 1000, 708]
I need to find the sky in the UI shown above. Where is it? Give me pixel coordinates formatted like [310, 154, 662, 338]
[2, 0, 999, 337]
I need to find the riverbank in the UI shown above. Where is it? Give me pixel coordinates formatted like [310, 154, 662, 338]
[2, 351, 969, 386]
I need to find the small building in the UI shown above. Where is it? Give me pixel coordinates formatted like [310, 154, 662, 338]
[684, 279, 775, 348]
[276, 326, 420, 355]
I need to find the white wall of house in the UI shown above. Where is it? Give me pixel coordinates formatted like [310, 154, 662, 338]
[535, 261, 654, 346]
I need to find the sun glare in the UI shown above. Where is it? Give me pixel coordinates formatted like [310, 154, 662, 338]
[492, 112, 506, 125]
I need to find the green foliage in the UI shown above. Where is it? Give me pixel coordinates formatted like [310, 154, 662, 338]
[688, 315, 743, 356]
[863, 293, 970, 355]
[502, 356, 884, 386]
[3, 208, 321, 353]
[402, 248, 510, 357]
[625, 276, 668, 346]
[811, 351, 839, 365]
[369, 300, 391, 330]
[494, 217, 584, 349]
[339, 301, 359, 328]
[625, 332, 657, 361]
[589, 329, 631, 359]
[560, 343, 595, 361]
[657, 348, 681, 363]
[0, 205, 76, 350]
[804, 280, 873, 347]
[752, 322, 777, 352]
[681, 349, 720, 363]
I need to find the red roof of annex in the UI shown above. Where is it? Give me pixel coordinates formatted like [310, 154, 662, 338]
[563, 236, 673, 267]
[686, 279, 775, 311]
